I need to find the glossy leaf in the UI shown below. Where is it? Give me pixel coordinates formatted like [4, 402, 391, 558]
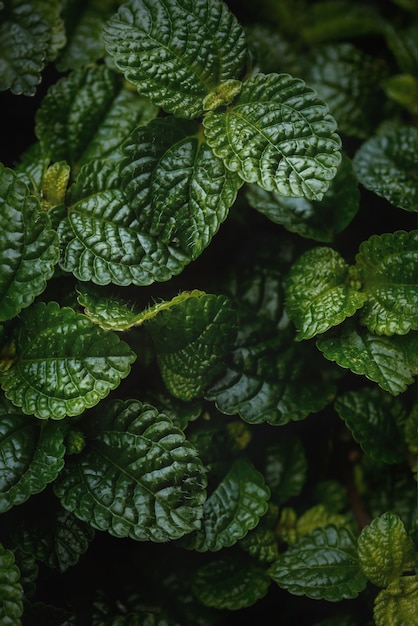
[58, 159, 191, 285]
[317, 323, 418, 395]
[355, 231, 418, 335]
[239, 523, 279, 563]
[0, 543, 23, 624]
[0, 165, 59, 322]
[269, 526, 368, 601]
[0, 396, 66, 513]
[374, 576, 418, 626]
[103, 0, 247, 118]
[180, 457, 270, 551]
[0, 302, 136, 419]
[285, 247, 366, 340]
[263, 438, 307, 505]
[358, 512, 416, 587]
[122, 117, 243, 259]
[55, 399, 207, 541]
[204, 72, 342, 201]
[353, 125, 418, 212]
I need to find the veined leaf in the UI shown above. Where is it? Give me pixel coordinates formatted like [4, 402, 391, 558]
[355, 231, 418, 336]
[0, 302, 136, 419]
[268, 526, 367, 601]
[317, 323, 418, 395]
[374, 576, 418, 626]
[55, 399, 207, 541]
[358, 512, 416, 587]
[285, 247, 366, 340]
[180, 457, 270, 551]
[353, 125, 418, 212]
[122, 117, 243, 259]
[204, 72, 342, 201]
[0, 396, 66, 513]
[103, 0, 247, 118]
[0, 543, 23, 625]
[0, 165, 59, 322]
[58, 159, 191, 286]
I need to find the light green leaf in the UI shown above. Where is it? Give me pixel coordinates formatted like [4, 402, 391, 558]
[374, 576, 418, 626]
[358, 513, 416, 587]
[384, 74, 418, 116]
[0, 396, 66, 513]
[353, 125, 418, 212]
[317, 323, 418, 395]
[145, 292, 237, 401]
[204, 72, 342, 201]
[355, 231, 418, 335]
[263, 438, 307, 505]
[269, 526, 368, 601]
[55, 399, 207, 541]
[0, 543, 23, 625]
[285, 247, 366, 340]
[296, 505, 352, 538]
[192, 555, 271, 610]
[0, 165, 59, 322]
[0, 302, 136, 419]
[334, 388, 407, 463]
[58, 159, 191, 286]
[103, 0, 247, 118]
[180, 457, 270, 551]
[122, 117, 243, 259]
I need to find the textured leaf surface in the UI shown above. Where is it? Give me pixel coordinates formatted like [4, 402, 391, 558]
[374, 576, 418, 626]
[334, 388, 406, 463]
[268, 526, 367, 601]
[204, 73, 342, 200]
[0, 302, 136, 419]
[317, 323, 418, 395]
[0, 543, 23, 624]
[285, 247, 366, 340]
[0, 396, 66, 513]
[0, 165, 59, 322]
[103, 0, 247, 118]
[180, 457, 270, 551]
[58, 159, 191, 285]
[353, 125, 418, 211]
[358, 513, 416, 587]
[122, 117, 243, 259]
[55, 399, 207, 541]
[355, 231, 418, 335]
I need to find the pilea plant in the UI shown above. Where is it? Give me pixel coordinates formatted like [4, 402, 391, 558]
[0, 0, 417, 624]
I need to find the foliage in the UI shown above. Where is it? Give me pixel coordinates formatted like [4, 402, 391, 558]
[0, 0, 417, 624]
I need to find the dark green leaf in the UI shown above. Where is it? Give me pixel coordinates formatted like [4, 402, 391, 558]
[299, 1, 384, 43]
[0, 543, 23, 624]
[264, 438, 307, 505]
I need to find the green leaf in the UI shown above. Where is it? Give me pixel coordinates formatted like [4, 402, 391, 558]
[263, 438, 307, 505]
[122, 117, 243, 259]
[204, 72, 342, 201]
[317, 323, 418, 395]
[334, 388, 407, 464]
[58, 159, 191, 286]
[145, 292, 237, 401]
[268, 526, 368, 601]
[0, 396, 66, 513]
[192, 555, 271, 610]
[299, 1, 384, 43]
[103, 0, 247, 118]
[296, 505, 352, 538]
[0, 543, 23, 625]
[239, 521, 279, 563]
[358, 512, 416, 587]
[355, 231, 418, 336]
[0, 302, 136, 419]
[54, 399, 207, 541]
[353, 125, 418, 212]
[374, 576, 418, 626]
[0, 165, 59, 322]
[180, 457, 270, 551]
[285, 247, 366, 340]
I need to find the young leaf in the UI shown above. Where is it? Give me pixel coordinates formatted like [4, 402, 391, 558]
[122, 117, 243, 259]
[373, 576, 418, 626]
[204, 72, 342, 201]
[0, 543, 23, 625]
[0, 302, 136, 419]
[317, 323, 418, 395]
[355, 231, 418, 336]
[0, 165, 59, 322]
[103, 0, 247, 119]
[54, 399, 207, 541]
[268, 526, 368, 601]
[357, 512, 416, 587]
[285, 247, 366, 340]
[353, 125, 418, 212]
